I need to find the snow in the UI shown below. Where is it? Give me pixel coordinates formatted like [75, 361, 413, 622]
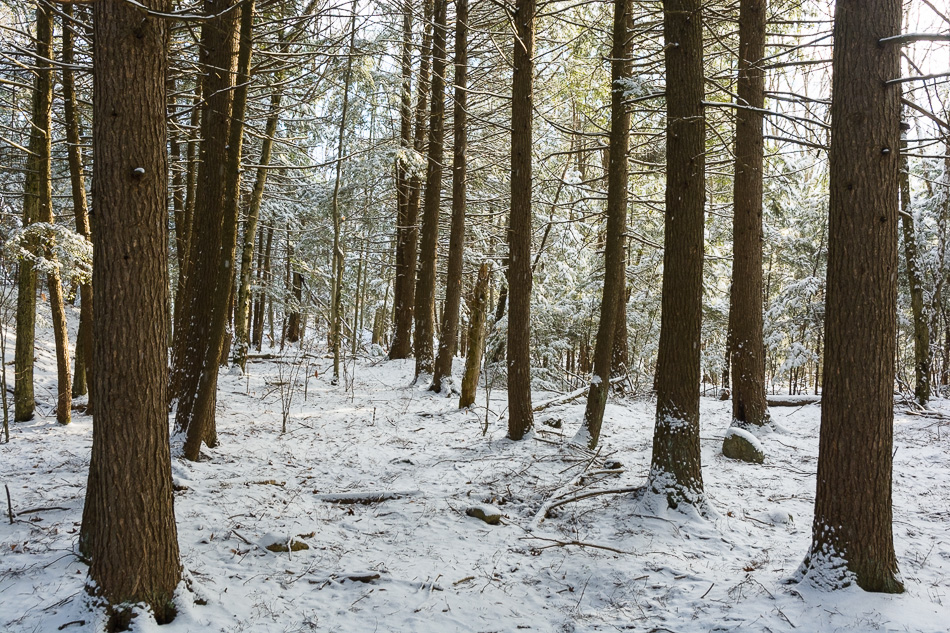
[1, 310, 949, 632]
[724, 425, 765, 454]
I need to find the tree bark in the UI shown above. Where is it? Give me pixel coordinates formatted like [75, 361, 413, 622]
[390, 0, 432, 359]
[579, 0, 632, 448]
[430, 0, 468, 392]
[800, 0, 903, 593]
[173, 0, 249, 462]
[390, 2, 416, 359]
[507, 0, 536, 440]
[414, 0, 448, 378]
[80, 0, 181, 619]
[899, 119, 930, 405]
[648, 0, 706, 508]
[62, 3, 94, 407]
[460, 263, 491, 408]
[728, 0, 770, 427]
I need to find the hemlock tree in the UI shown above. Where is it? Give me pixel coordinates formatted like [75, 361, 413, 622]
[798, 0, 904, 593]
[647, 0, 706, 508]
[727, 0, 770, 428]
[430, 0, 468, 393]
[507, 0, 535, 440]
[80, 0, 181, 621]
[579, 0, 632, 449]
[413, 0, 448, 378]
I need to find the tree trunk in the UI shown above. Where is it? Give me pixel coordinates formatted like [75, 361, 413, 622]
[579, 0, 632, 448]
[800, 0, 903, 593]
[899, 117, 930, 405]
[390, 0, 432, 359]
[234, 83, 283, 370]
[507, 0, 536, 440]
[648, 0, 706, 508]
[728, 0, 770, 427]
[80, 0, 181, 620]
[460, 263, 491, 408]
[413, 0, 448, 378]
[173, 0, 249, 462]
[287, 272, 303, 343]
[62, 4, 93, 407]
[431, 0, 468, 392]
[330, 2, 358, 384]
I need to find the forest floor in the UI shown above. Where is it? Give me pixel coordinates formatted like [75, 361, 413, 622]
[1, 308, 949, 632]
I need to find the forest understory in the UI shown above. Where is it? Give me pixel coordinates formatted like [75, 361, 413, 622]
[1, 307, 947, 633]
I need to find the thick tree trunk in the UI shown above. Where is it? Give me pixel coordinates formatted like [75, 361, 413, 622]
[390, 0, 432, 359]
[899, 120, 930, 405]
[414, 0, 448, 378]
[430, 0, 468, 392]
[460, 263, 491, 408]
[174, 0, 250, 462]
[287, 272, 303, 343]
[390, 4, 416, 359]
[648, 0, 706, 508]
[800, 0, 903, 593]
[579, 0, 632, 448]
[728, 0, 770, 427]
[80, 0, 181, 619]
[507, 0, 536, 440]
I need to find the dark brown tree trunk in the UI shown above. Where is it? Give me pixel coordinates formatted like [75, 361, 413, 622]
[430, 0, 468, 392]
[255, 225, 274, 350]
[728, 0, 769, 427]
[612, 287, 629, 377]
[579, 0, 632, 448]
[414, 0, 448, 378]
[460, 263, 491, 408]
[287, 272, 303, 343]
[648, 0, 706, 508]
[390, 2, 416, 359]
[391, 0, 432, 359]
[507, 0, 536, 440]
[62, 3, 93, 406]
[800, 0, 903, 593]
[14, 1, 54, 423]
[174, 0, 251, 462]
[899, 119, 930, 405]
[80, 0, 181, 619]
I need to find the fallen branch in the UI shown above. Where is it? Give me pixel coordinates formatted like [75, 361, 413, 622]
[14, 506, 70, 516]
[533, 376, 625, 412]
[521, 536, 632, 555]
[314, 490, 421, 504]
[542, 486, 641, 518]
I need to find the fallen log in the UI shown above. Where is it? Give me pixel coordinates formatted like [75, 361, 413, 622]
[313, 490, 421, 504]
[767, 394, 821, 407]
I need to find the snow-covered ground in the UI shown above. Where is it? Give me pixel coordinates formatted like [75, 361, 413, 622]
[1, 313, 949, 632]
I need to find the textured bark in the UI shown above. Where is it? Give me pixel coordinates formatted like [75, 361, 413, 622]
[414, 0, 448, 378]
[460, 263, 490, 408]
[62, 3, 93, 405]
[80, 0, 181, 618]
[173, 0, 245, 462]
[14, 1, 55, 423]
[287, 272, 303, 343]
[390, 3, 416, 359]
[507, 0, 536, 440]
[253, 225, 274, 350]
[728, 0, 769, 427]
[430, 0, 468, 392]
[391, 0, 432, 359]
[899, 124, 930, 405]
[580, 0, 632, 448]
[648, 0, 706, 507]
[801, 0, 903, 593]
[611, 287, 629, 377]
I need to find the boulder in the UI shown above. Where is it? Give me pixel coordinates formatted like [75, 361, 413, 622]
[722, 427, 765, 464]
[466, 504, 502, 525]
